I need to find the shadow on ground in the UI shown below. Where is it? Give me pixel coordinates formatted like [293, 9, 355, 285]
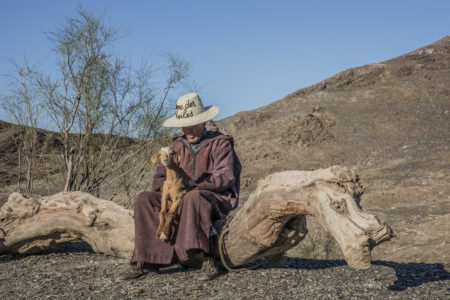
[0, 241, 95, 263]
[372, 260, 450, 291]
[278, 257, 449, 291]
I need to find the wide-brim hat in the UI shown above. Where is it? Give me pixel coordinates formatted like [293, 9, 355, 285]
[163, 93, 219, 127]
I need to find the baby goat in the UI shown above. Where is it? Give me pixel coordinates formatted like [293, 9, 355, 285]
[151, 147, 193, 241]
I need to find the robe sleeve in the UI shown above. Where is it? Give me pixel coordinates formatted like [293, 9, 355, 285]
[151, 163, 166, 192]
[195, 139, 236, 192]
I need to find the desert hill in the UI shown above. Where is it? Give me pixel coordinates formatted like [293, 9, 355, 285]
[210, 36, 450, 263]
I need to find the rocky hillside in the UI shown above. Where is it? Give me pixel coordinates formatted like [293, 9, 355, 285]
[211, 36, 450, 264]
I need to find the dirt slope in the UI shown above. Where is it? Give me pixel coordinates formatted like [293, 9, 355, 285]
[210, 36, 450, 264]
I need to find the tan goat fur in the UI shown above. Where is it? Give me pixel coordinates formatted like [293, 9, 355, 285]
[151, 147, 192, 241]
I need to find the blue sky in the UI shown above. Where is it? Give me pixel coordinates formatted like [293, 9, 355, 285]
[1, 0, 449, 123]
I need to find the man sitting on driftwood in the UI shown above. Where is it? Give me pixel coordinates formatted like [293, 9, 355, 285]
[118, 93, 242, 281]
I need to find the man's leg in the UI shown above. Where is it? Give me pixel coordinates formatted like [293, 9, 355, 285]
[131, 191, 177, 264]
[175, 190, 230, 280]
[118, 191, 169, 281]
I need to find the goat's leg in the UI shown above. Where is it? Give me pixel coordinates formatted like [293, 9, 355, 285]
[159, 192, 185, 242]
[159, 213, 173, 242]
[157, 193, 168, 239]
[156, 212, 166, 239]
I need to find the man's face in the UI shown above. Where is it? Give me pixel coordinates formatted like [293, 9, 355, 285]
[182, 123, 205, 143]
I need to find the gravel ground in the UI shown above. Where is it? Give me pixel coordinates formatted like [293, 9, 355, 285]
[0, 242, 448, 299]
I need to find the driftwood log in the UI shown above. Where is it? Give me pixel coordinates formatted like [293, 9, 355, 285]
[0, 166, 393, 269]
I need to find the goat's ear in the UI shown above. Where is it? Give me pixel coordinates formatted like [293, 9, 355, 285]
[151, 153, 159, 166]
[172, 153, 180, 164]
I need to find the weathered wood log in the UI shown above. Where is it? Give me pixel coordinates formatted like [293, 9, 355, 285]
[221, 166, 393, 269]
[0, 192, 134, 258]
[0, 166, 393, 269]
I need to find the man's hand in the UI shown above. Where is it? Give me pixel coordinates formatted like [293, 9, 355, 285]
[188, 179, 198, 190]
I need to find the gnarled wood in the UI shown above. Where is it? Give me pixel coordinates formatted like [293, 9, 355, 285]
[0, 166, 393, 269]
[222, 166, 393, 269]
[0, 192, 134, 258]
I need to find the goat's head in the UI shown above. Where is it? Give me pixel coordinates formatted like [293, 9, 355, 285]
[151, 147, 180, 167]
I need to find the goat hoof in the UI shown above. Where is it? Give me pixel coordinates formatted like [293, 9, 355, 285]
[159, 233, 168, 241]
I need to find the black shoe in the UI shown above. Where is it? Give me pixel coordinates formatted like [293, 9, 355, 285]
[143, 263, 161, 273]
[198, 257, 219, 281]
[117, 262, 159, 282]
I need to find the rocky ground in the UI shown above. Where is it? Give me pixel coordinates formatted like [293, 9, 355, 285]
[0, 242, 448, 299]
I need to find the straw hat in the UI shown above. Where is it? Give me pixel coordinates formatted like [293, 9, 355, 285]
[163, 93, 219, 127]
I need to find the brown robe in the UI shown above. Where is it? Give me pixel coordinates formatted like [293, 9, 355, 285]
[131, 131, 241, 264]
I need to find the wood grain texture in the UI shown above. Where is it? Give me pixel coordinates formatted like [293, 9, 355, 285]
[0, 166, 393, 269]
